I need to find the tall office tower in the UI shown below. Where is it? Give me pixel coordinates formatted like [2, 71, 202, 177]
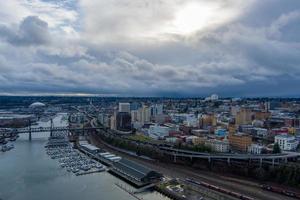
[116, 112, 132, 132]
[119, 103, 130, 113]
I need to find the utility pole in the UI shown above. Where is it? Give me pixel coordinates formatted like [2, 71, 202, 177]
[28, 119, 32, 141]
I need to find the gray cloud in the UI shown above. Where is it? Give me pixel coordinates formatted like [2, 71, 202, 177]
[0, 16, 50, 46]
[0, 0, 300, 97]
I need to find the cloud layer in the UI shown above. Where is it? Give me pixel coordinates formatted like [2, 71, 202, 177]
[0, 0, 300, 97]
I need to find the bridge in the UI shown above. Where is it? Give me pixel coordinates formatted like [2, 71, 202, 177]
[158, 146, 300, 167]
[93, 128, 300, 168]
[0, 120, 104, 141]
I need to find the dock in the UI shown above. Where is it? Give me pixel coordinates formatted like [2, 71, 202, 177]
[75, 168, 106, 176]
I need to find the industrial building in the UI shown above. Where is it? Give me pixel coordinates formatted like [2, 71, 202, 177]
[111, 158, 162, 186]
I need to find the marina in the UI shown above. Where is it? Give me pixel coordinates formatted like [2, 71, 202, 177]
[0, 114, 170, 200]
[45, 133, 106, 176]
[77, 140, 163, 187]
[0, 131, 19, 152]
[0, 143, 14, 152]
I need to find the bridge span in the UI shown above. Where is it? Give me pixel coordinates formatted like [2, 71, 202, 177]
[0, 126, 104, 141]
[159, 146, 300, 167]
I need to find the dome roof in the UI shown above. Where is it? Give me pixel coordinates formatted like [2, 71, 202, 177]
[29, 102, 46, 108]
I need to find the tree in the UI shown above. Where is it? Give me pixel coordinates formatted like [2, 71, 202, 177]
[273, 143, 281, 154]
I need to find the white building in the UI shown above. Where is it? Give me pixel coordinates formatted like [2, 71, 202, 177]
[148, 124, 170, 139]
[205, 94, 219, 101]
[183, 115, 198, 127]
[171, 113, 197, 125]
[119, 103, 130, 113]
[255, 128, 268, 138]
[131, 110, 139, 122]
[137, 105, 150, 124]
[211, 94, 219, 101]
[205, 139, 230, 153]
[275, 135, 299, 151]
[110, 115, 116, 130]
[248, 144, 264, 154]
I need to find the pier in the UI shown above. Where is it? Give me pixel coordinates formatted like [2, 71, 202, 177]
[75, 168, 106, 176]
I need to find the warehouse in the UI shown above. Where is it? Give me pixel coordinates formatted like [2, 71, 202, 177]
[111, 158, 162, 186]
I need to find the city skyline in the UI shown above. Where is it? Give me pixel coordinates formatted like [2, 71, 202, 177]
[0, 0, 300, 97]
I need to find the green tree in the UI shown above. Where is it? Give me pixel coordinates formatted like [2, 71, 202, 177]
[273, 143, 281, 154]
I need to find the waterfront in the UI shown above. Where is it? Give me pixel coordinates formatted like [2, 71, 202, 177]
[0, 114, 169, 200]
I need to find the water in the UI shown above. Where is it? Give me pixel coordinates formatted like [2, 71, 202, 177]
[0, 114, 169, 200]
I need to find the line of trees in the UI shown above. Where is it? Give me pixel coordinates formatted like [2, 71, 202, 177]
[96, 131, 300, 188]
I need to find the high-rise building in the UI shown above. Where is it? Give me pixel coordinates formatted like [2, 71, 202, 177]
[119, 103, 130, 113]
[110, 115, 116, 130]
[116, 112, 132, 132]
[137, 105, 150, 124]
[235, 108, 254, 125]
[131, 110, 139, 122]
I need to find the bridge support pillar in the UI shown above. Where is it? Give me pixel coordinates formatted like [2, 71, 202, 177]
[227, 158, 231, 166]
[28, 119, 32, 141]
[173, 154, 177, 163]
[208, 157, 213, 170]
[50, 118, 54, 137]
[259, 158, 262, 168]
[284, 157, 288, 164]
[272, 158, 275, 167]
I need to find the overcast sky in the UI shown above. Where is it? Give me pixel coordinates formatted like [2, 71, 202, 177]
[0, 0, 300, 97]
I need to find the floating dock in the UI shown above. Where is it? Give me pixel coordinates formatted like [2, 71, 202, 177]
[75, 168, 106, 176]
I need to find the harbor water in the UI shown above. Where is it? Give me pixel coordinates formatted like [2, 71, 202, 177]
[0, 114, 169, 200]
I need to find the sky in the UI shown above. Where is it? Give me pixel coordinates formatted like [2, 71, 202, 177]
[0, 0, 300, 97]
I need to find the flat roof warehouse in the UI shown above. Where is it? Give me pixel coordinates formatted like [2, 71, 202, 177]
[112, 158, 162, 186]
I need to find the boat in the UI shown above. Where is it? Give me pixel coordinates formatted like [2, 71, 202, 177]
[0, 139, 8, 145]
[0, 137, 5, 144]
[72, 168, 80, 173]
[1, 144, 14, 152]
[9, 136, 17, 141]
